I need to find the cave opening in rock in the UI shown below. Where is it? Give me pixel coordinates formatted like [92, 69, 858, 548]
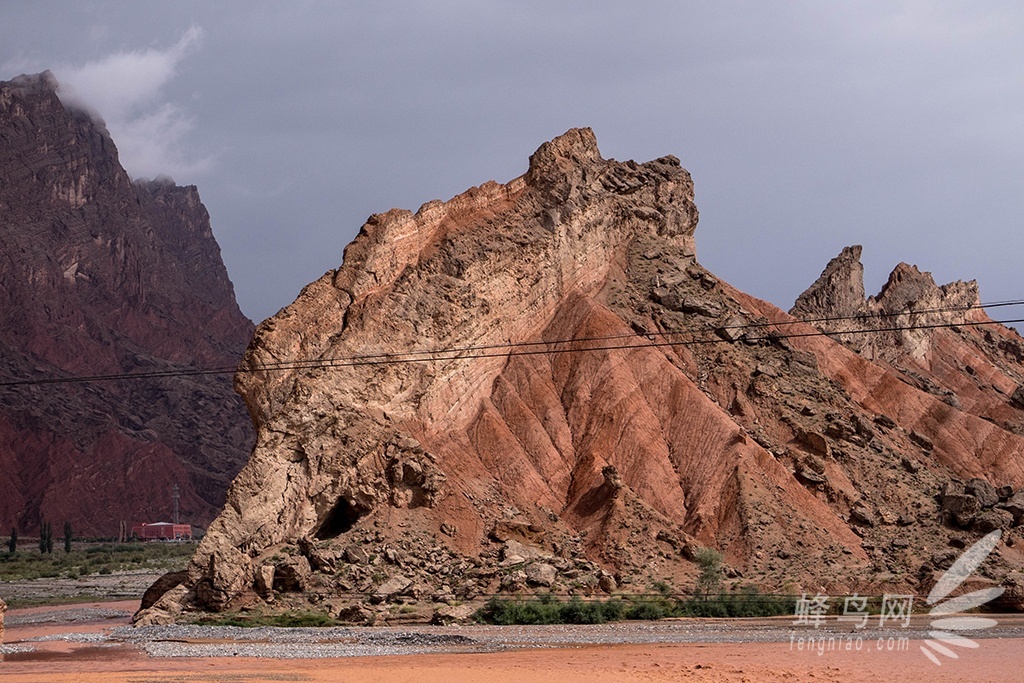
[315, 496, 365, 539]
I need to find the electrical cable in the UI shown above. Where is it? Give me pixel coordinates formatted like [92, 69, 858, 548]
[2, 299, 1021, 388]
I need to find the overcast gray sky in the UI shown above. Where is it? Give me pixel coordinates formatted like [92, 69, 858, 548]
[3, 1, 1023, 323]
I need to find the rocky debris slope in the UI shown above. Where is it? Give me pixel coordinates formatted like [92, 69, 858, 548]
[0, 72, 254, 534]
[138, 128, 1024, 626]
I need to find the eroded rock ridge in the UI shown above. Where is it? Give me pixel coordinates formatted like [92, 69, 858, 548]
[139, 128, 1024, 625]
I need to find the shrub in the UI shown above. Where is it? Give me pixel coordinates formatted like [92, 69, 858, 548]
[625, 596, 679, 620]
[478, 595, 671, 625]
[693, 547, 723, 599]
[475, 586, 792, 625]
[678, 585, 790, 618]
[190, 611, 338, 628]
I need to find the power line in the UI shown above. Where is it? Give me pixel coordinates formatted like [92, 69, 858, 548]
[225, 298, 1024, 371]
[1, 302, 1022, 388]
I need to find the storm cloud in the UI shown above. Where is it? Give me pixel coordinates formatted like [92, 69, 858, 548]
[3, 2, 1024, 323]
[49, 25, 210, 180]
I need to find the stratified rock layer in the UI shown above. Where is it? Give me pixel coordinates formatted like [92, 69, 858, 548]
[0, 72, 254, 534]
[145, 128, 1024, 624]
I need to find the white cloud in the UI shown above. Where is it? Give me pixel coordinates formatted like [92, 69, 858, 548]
[54, 26, 212, 181]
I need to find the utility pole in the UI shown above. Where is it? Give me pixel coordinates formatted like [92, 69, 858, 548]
[172, 484, 180, 525]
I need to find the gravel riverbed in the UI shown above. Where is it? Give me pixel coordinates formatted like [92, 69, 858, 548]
[7, 602, 1024, 660]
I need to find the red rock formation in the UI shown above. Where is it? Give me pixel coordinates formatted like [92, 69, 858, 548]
[0, 72, 254, 535]
[140, 128, 1024, 625]
[790, 246, 1024, 480]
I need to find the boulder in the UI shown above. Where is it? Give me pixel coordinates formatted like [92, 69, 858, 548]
[500, 570, 527, 592]
[974, 509, 1015, 533]
[272, 555, 311, 593]
[850, 505, 877, 528]
[132, 607, 177, 627]
[965, 478, 1000, 508]
[998, 491, 1024, 524]
[680, 295, 724, 318]
[140, 570, 188, 610]
[501, 539, 551, 564]
[433, 603, 477, 624]
[599, 573, 618, 593]
[716, 315, 748, 342]
[930, 550, 957, 570]
[651, 287, 683, 311]
[788, 350, 819, 375]
[194, 541, 254, 611]
[825, 418, 856, 442]
[796, 467, 827, 486]
[344, 545, 370, 565]
[942, 494, 981, 527]
[877, 507, 900, 526]
[525, 562, 558, 587]
[851, 415, 875, 440]
[383, 602, 435, 624]
[1000, 572, 1024, 612]
[374, 574, 412, 601]
[133, 584, 189, 626]
[1011, 386, 1024, 410]
[298, 536, 337, 574]
[327, 601, 375, 624]
[910, 431, 934, 452]
[254, 564, 276, 598]
[797, 430, 830, 457]
[874, 414, 898, 430]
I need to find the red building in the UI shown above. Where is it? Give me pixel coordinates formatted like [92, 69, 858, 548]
[130, 522, 192, 541]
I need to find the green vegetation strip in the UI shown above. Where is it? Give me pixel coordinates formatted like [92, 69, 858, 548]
[187, 611, 340, 628]
[475, 588, 793, 625]
[0, 541, 194, 581]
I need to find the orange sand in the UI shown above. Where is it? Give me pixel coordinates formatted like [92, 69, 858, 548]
[3, 639, 1022, 683]
[2, 601, 1021, 682]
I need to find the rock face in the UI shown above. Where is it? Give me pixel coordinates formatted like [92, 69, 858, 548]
[143, 128, 1024, 624]
[0, 72, 254, 534]
[791, 244, 1024, 462]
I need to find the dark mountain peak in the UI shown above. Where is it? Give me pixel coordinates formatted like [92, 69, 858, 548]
[0, 72, 254, 535]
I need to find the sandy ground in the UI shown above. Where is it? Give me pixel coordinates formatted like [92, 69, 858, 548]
[2, 601, 1023, 682]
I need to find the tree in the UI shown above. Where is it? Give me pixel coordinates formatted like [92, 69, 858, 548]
[39, 520, 53, 554]
[694, 547, 724, 599]
[6, 528, 16, 553]
[63, 521, 73, 553]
